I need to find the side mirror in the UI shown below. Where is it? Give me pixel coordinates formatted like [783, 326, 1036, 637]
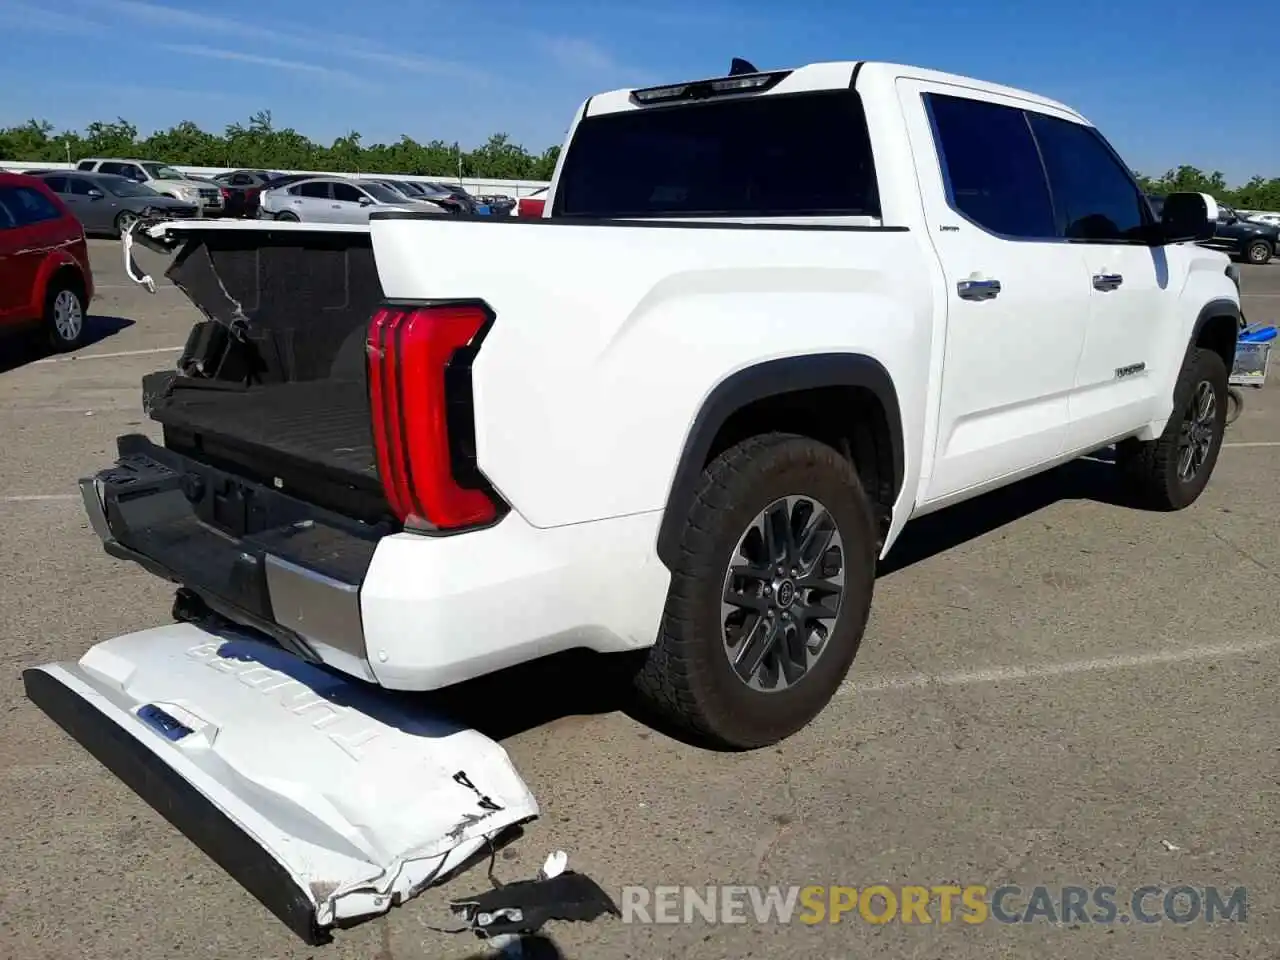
[87, 189, 104, 200]
[1158, 192, 1218, 244]
[358, 196, 374, 206]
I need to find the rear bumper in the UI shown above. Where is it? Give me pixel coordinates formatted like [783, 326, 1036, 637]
[85, 436, 672, 692]
[23, 624, 538, 942]
[82, 435, 384, 680]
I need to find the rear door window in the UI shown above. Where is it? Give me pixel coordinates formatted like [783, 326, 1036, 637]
[297, 181, 331, 199]
[42, 175, 69, 193]
[332, 183, 365, 204]
[554, 90, 881, 218]
[925, 93, 1056, 240]
[0, 186, 63, 226]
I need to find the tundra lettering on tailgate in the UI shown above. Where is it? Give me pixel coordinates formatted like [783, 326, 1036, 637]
[186, 640, 381, 760]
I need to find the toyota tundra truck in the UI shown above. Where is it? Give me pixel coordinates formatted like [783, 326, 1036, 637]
[25, 58, 1241, 939]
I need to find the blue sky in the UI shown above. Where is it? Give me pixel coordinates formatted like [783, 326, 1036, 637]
[1, 0, 1276, 185]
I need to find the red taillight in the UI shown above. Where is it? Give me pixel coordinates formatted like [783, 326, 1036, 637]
[367, 302, 498, 530]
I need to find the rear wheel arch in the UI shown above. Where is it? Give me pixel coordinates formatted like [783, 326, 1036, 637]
[41, 258, 87, 306]
[655, 353, 904, 570]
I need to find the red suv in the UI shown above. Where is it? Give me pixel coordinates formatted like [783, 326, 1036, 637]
[0, 172, 95, 352]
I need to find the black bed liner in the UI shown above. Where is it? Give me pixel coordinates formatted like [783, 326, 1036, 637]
[150, 379, 377, 481]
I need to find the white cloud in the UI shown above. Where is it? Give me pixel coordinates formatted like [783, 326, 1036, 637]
[541, 35, 625, 73]
[0, 1, 107, 34]
[74, 0, 257, 36]
[74, 0, 491, 83]
[160, 44, 381, 90]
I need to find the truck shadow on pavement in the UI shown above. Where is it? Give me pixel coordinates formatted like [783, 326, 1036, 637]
[429, 452, 1131, 747]
[876, 451, 1127, 576]
[0, 314, 134, 374]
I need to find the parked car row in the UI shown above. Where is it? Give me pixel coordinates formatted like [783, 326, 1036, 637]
[24, 170, 201, 237]
[20, 155, 539, 231]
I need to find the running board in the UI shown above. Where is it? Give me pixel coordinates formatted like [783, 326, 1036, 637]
[22, 623, 538, 944]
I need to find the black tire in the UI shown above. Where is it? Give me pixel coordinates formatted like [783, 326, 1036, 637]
[633, 433, 877, 749]
[1245, 239, 1273, 264]
[43, 275, 88, 353]
[1116, 347, 1228, 510]
[276, 211, 299, 222]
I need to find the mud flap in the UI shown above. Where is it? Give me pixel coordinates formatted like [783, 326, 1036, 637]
[22, 624, 538, 945]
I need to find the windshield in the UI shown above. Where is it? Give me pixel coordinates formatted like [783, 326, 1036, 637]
[142, 163, 186, 180]
[555, 90, 880, 218]
[362, 182, 406, 204]
[106, 178, 160, 198]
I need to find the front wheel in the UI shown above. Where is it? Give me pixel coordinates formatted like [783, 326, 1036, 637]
[633, 433, 877, 749]
[114, 210, 139, 236]
[1117, 347, 1229, 510]
[1246, 240, 1273, 264]
[275, 210, 299, 222]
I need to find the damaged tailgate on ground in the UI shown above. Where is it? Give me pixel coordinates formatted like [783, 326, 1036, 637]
[23, 623, 538, 944]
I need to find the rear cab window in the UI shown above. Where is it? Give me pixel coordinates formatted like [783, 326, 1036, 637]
[553, 90, 881, 219]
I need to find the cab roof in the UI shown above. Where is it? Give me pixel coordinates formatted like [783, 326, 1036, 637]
[585, 60, 1088, 126]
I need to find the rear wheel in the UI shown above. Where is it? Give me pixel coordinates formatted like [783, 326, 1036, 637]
[1117, 347, 1228, 510]
[633, 433, 877, 749]
[276, 211, 299, 222]
[1246, 240, 1273, 264]
[44, 279, 87, 352]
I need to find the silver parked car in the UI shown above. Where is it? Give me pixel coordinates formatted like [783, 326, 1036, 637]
[27, 170, 200, 236]
[258, 177, 444, 224]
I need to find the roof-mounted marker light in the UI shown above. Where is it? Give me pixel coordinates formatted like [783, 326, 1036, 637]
[633, 83, 690, 103]
[631, 69, 790, 104]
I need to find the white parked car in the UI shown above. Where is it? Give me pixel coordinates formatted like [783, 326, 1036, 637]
[33, 57, 1242, 942]
[75, 158, 225, 213]
[257, 176, 438, 223]
[1245, 211, 1280, 228]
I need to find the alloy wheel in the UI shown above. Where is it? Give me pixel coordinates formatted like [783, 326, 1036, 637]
[1177, 380, 1217, 482]
[720, 495, 845, 693]
[52, 289, 83, 344]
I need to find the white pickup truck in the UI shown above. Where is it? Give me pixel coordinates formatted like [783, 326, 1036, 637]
[26, 59, 1241, 939]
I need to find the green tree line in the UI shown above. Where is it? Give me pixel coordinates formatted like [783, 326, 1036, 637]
[0, 112, 561, 182]
[2, 113, 1278, 207]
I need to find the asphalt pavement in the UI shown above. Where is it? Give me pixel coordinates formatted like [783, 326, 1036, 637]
[0, 241, 1277, 960]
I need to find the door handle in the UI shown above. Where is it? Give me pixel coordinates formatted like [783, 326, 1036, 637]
[1093, 273, 1124, 291]
[957, 278, 1001, 301]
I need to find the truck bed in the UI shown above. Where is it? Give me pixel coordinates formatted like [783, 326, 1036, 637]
[150, 379, 377, 482]
[134, 223, 389, 523]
